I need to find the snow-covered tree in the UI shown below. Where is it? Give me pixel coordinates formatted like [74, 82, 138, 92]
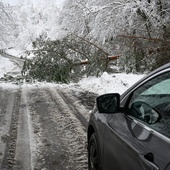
[0, 2, 17, 48]
[57, 0, 170, 72]
[8, 0, 60, 51]
[1, 0, 169, 80]
[114, 0, 170, 71]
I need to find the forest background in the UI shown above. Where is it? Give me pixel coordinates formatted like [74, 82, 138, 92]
[0, 0, 170, 83]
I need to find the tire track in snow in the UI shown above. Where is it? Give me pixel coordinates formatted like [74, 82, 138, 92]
[44, 87, 88, 170]
[1, 88, 21, 170]
[21, 86, 88, 170]
[0, 89, 15, 168]
[14, 87, 34, 170]
[0, 85, 90, 169]
[57, 89, 88, 129]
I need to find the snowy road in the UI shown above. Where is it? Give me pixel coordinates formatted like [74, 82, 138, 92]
[0, 85, 97, 170]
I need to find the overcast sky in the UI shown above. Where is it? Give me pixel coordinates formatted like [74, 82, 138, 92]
[1, 0, 64, 6]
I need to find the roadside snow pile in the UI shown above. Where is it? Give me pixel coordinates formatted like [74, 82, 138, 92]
[72, 72, 144, 95]
[0, 56, 16, 78]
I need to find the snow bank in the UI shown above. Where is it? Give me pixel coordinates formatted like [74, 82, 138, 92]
[72, 72, 144, 95]
[21, 72, 144, 95]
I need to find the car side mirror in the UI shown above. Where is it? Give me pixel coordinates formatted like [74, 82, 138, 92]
[97, 93, 120, 113]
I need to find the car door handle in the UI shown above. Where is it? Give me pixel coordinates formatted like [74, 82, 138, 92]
[140, 153, 159, 170]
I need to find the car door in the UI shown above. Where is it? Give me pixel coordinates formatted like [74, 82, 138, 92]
[103, 69, 170, 170]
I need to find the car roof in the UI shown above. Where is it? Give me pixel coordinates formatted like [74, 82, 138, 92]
[120, 62, 170, 100]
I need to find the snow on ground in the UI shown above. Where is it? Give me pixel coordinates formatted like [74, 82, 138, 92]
[20, 72, 144, 96]
[6, 48, 38, 59]
[0, 56, 17, 77]
[68, 72, 144, 95]
[5, 49, 22, 57]
[5, 48, 30, 58]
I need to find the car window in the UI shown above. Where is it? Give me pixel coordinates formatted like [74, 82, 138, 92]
[142, 79, 170, 95]
[127, 71, 170, 138]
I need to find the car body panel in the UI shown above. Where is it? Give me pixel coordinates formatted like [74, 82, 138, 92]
[103, 113, 170, 170]
[103, 113, 147, 170]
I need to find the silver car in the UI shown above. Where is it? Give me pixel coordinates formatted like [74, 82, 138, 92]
[87, 63, 170, 170]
